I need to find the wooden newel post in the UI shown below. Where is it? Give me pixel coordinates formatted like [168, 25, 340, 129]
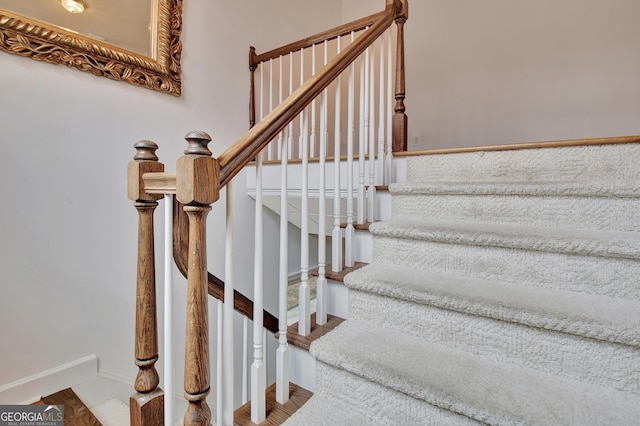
[392, 0, 409, 152]
[177, 131, 220, 426]
[128, 140, 165, 426]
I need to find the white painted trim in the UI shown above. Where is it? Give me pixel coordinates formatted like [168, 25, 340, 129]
[96, 369, 134, 387]
[0, 354, 98, 405]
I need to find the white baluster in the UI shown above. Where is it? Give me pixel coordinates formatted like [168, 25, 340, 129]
[163, 195, 173, 426]
[268, 58, 274, 161]
[216, 299, 223, 426]
[331, 36, 343, 273]
[345, 32, 356, 268]
[367, 42, 377, 222]
[298, 108, 311, 336]
[357, 52, 366, 225]
[277, 56, 284, 161]
[288, 52, 294, 160]
[222, 180, 234, 426]
[298, 48, 305, 159]
[386, 27, 394, 184]
[276, 119, 290, 402]
[322, 40, 329, 158]
[377, 35, 386, 185]
[316, 41, 329, 326]
[251, 153, 266, 424]
[361, 45, 371, 223]
[242, 316, 248, 404]
[310, 45, 317, 158]
[298, 109, 311, 336]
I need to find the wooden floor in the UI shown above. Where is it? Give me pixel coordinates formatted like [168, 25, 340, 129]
[34, 388, 102, 425]
[234, 382, 313, 426]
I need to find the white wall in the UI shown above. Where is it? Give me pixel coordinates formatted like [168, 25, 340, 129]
[0, 0, 340, 409]
[343, 0, 640, 149]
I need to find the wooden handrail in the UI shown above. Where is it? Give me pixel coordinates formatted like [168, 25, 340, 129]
[220, 1, 402, 188]
[250, 11, 386, 67]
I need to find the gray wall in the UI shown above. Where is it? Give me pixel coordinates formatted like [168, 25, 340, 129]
[343, 0, 640, 149]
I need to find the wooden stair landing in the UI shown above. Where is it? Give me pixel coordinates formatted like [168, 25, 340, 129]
[283, 313, 345, 351]
[234, 382, 313, 426]
[33, 388, 102, 426]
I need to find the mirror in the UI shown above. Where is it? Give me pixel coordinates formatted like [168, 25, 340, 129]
[0, 0, 182, 96]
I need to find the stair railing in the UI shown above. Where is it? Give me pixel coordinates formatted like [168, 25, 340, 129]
[128, 1, 407, 425]
[247, 0, 408, 332]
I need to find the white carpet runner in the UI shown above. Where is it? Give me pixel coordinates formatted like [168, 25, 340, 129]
[283, 142, 640, 425]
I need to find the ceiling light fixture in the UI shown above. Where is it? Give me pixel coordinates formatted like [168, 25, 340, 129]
[60, 0, 87, 14]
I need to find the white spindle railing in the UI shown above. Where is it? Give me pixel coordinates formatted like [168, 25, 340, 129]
[298, 106, 311, 335]
[141, 10, 407, 426]
[242, 316, 249, 404]
[251, 152, 266, 424]
[310, 46, 318, 158]
[316, 41, 329, 327]
[377, 34, 386, 186]
[331, 36, 343, 274]
[358, 52, 367, 225]
[216, 299, 223, 426]
[386, 27, 393, 184]
[345, 31, 356, 268]
[276, 122, 290, 402]
[173, 15, 401, 425]
[367, 43, 377, 222]
[222, 180, 235, 425]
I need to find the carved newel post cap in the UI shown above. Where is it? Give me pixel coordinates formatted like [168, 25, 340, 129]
[177, 131, 219, 205]
[128, 140, 164, 202]
[184, 131, 212, 156]
[133, 140, 159, 161]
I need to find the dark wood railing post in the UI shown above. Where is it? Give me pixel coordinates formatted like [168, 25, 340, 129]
[392, 0, 409, 152]
[128, 140, 165, 426]
[249, 47, 258, 129]
[176, 131, 220, 426]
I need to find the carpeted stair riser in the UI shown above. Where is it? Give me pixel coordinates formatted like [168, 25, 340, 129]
[310, 362, 481, 426]
[371, 234, 640, 301]
[406, 143, 640, 183]
[310, 320, 640, 426]
[391, 192, 640, 232]
[348, 289, 640, 394]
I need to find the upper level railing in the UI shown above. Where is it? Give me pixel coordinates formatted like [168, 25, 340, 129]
[128, 1, 408, 425]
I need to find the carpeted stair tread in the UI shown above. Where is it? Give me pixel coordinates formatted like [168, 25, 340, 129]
[286, 362, 482, 425]
[344, 263, 640, 346]
[370, 219, 640, 259]
[390, 179, 640, 197]
[283, 394, 387, 426]
[311, 320, 640, 426]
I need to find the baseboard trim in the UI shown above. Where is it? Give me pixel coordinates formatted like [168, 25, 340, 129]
[97, 369, 134, 387]
[0, 354, 98, 405]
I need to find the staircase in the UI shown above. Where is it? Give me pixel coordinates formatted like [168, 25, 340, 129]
[282, 141, 640, 425]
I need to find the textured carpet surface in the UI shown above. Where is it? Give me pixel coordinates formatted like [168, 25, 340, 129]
[311, 320, 640, 426]
[286, 143, 640, 424]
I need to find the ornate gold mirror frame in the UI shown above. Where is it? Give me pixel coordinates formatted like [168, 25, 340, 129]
[0, 0, 182, 96]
